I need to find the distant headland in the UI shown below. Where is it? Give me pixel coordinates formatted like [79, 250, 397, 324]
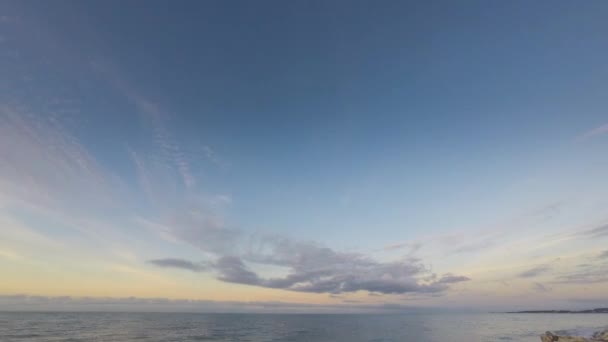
[508, 308, 608, 314]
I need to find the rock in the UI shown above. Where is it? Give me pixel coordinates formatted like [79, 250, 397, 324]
[593, 331, 608, 340]
[541, 332, 559, 342]
[541, 331, 608, 341]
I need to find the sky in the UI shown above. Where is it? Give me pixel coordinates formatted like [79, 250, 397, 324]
[1, 0, 608, 313]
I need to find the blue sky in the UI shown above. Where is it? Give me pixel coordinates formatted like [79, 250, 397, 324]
[1, 0, 608, 312]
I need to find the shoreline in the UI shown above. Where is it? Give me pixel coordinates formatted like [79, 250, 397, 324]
[541, 330, 608, 342]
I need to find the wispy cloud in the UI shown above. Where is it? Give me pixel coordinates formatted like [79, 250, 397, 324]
[0, 215, 62, 252]
[449, 237, 496, 255]
[383, 242, 409, 251]
[581, 123, 608, 139]
[148, 258, 207, 272]
[526, 202, 562, 222]
[128, 148, 156, 202]
[553, 263, 608, 284]
[532, 282, 551, 293]
[131, 96, 196, 189]
[0, 105, 116, 212]
[574, 223, 608, 239]
[518, 265, 551, 278]
[0, 106, 132, 247]
[554, 272, 608, 284]
[90, 60, 199, 191]
[202, 145, 225, 169]
[383, 242, 423, 255]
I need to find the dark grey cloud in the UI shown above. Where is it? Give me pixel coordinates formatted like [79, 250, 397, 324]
[202, 253, 469, 295]
[436, 274, 471, 284]
[148, 258, 207, 272]
[147, 210, 470, 295]
[518, 265, 551, 278]
[169, 212, 240, 256]
[214, 256, 261, 285]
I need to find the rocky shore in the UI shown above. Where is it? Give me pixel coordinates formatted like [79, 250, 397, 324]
[541, 330, 608, 341]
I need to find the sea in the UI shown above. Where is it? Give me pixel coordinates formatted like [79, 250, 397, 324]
[0, 312, 607, 342]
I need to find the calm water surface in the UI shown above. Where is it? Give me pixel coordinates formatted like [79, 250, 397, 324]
[1, 312, 607, 342]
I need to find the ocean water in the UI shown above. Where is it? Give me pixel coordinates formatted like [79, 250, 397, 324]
[0, 312, 607, 342]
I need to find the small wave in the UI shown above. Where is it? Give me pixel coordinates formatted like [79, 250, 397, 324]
[3, 334, 43, 338]
[555, 327, 606, 338]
